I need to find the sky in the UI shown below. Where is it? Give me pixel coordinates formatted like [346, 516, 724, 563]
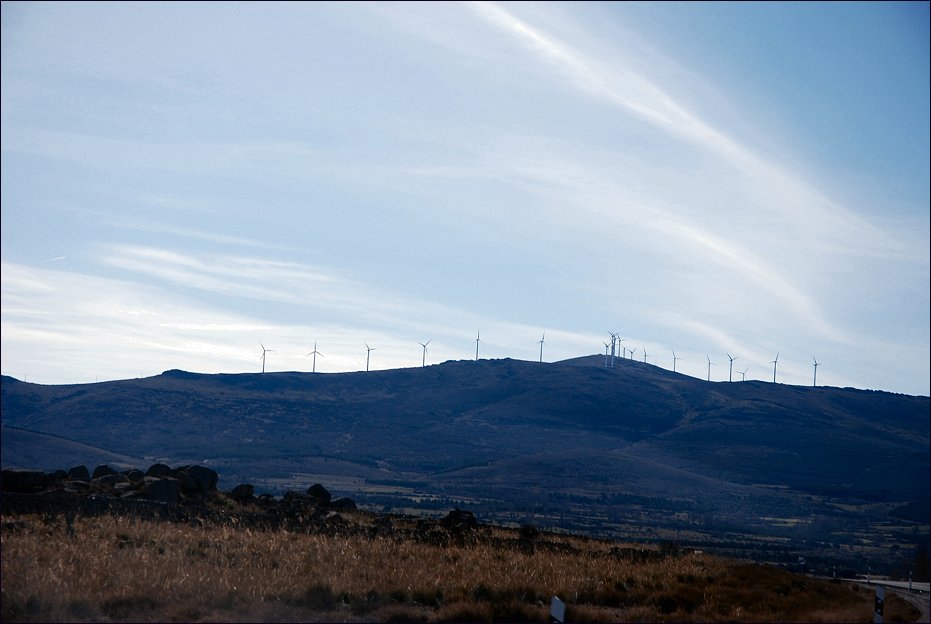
[1, 1, 929, 395]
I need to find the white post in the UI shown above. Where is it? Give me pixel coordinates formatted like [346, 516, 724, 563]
[873, 586, 884, 624]
[550, 596, 566, 623]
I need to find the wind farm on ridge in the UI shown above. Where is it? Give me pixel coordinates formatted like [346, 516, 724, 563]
[251, 329, 827, 389]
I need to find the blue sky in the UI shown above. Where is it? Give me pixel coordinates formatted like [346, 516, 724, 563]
[2, 1, 928, 395]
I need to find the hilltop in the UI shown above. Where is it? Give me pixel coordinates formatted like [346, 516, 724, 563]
[2, 355, 928, 574]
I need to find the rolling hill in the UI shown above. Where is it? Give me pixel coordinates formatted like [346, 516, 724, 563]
[2, 355, 928, 573]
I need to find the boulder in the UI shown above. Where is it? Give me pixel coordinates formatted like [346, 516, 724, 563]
[176, 470, 200, 495]
[93, 473, 129, 487]
[92, 464, 117, 480]
[46, 469, 68, 483]
[123, 469, 145, 483]
[1, 469, 47, 493]
[306, 483, 332, 504]
[229, 483, 254, 502]
[145, 463, 175, 478]
[142, 477, 179, 504]
[182, 465, 218, 492]
[439, 508, 477, 531]
[67, 465, 91, 482]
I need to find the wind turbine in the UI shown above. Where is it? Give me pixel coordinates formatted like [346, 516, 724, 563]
[812, 356, 820, 387]
[538, 331, 545, 363]
[475, 331, 481, 361]
[306, 341, 323, 373]
[418, 340, 431, 368]
[617, 337, 626, 361]
[642, 347, 648, 363]
[260, 342, 274, 373]
[603, 342, 610, 367]
[365, 341, 376, 372]
[726, 353, 738, 382]
[608, 332, 617, 367]
[628, 346, 638, 361]
[770, 352, 779, 383]
[672, 350, 679, 372]
[739, 366, 749, 382]
[706, 354, 716, 382]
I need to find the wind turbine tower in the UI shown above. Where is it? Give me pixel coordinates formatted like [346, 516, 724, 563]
[706, 354, 716, 382]
[306, 342, 323, 373]
[418, 340, 431, 368]
[365, 341, 376, 372]
[609, 333, 617, 367]
[260, 342, 274, 374]
[739, 367, 749, 382]
[672, 350, 679, 372]
[812, 356, 820, 387]
[770, 352, 780, 383]
[475, 331, 481, 361]
[603, 342, 609, 367]
[642, 347, 648, 363]
[726, 353, 738, 382]
[538, 332, 545, 363]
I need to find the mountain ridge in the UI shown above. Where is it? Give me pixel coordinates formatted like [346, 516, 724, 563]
[2, 355, 928, 572]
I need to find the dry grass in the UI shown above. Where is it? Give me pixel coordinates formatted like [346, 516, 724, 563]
[1, 513, 920, 622]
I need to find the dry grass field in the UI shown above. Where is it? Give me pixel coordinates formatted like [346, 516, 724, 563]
[1, 512, 920, 623]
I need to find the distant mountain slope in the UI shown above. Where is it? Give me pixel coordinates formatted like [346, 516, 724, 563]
[1, 426, 143, 471]
[2, 356, 928, 570]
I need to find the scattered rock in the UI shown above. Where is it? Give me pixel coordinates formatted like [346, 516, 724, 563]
[67, 465, 91, 482]
[46, 469, 68, 484]
[306, 483, 332, 504]
[92, 464, 117, 480]
[142, 477, 180, 504]
[176, 470, 200, 494]
[123, 469, 145, 483]
[440, 508, 477, 531]
[181, 465, 218, 492]
[145, 463, 175, 478]
[229, 483, 254, 502]
[93, 473, 129, 487]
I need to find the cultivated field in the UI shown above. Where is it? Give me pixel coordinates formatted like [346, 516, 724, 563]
[1, 511, 920, 623]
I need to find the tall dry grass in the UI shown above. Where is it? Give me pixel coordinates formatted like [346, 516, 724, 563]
[1, 513, 918, 622]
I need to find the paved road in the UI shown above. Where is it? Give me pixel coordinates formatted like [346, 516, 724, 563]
[867, 580, 931, 593]
[849, 581, 930, 623]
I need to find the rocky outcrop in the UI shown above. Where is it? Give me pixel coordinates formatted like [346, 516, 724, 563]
[1, 464, 488, 547]
[2, 463, 364, 536]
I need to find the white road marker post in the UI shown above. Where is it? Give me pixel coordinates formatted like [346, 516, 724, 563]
[550, 596, 566, 623]
[873, 586, 884, 624]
